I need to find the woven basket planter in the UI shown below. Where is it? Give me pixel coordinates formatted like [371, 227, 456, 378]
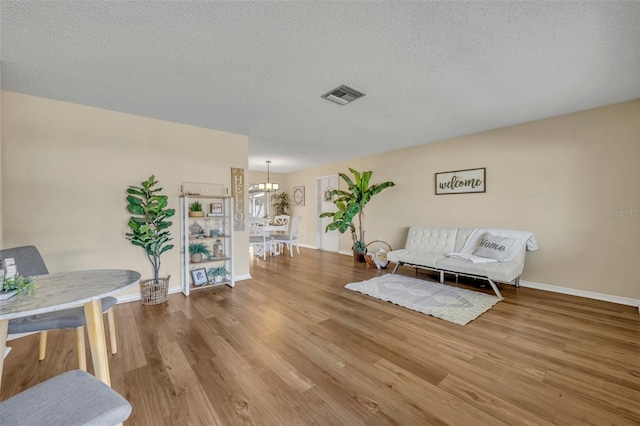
[140, 276, 170, 305]
[365, 240, 392, 269]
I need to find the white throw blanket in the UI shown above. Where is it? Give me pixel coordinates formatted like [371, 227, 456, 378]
[447, 252, 498, 263]
[448, 228, 538, 263]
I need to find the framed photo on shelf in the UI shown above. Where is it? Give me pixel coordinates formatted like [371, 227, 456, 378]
[210, 202, 223, 216]
[191, 268, 209, 286]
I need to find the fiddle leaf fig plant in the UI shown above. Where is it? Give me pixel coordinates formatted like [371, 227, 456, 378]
[320, 168, 395, 252]
[125, 175, 175, 282]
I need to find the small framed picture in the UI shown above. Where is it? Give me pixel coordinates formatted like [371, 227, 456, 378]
[210, 203, 223, 216]
[292, 186, 305, 206]
[191, 268, 209, 286]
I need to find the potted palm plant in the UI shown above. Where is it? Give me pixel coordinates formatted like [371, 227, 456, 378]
[189, 241, 212, 263]
[125, 175, 175, 304]
[270, 191, 290, 216]
[320, 168, 395, 263]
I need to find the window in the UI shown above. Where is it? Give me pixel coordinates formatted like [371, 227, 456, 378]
[248, 184, 267, 218]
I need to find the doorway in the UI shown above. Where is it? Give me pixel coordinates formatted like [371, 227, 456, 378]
[316, 174, 340, 252]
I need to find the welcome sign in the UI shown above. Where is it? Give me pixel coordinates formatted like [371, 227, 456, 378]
[435, 168, 486, 195]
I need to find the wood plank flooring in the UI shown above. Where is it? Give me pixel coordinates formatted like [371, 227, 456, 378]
[2, 248, 639, 425]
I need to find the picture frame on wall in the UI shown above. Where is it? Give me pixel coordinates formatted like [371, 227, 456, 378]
[191, 268, 209, 286]
[435, 167, 486, 195]
[293, 186, 305, 206]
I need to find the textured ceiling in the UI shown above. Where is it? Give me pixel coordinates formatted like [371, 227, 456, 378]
[1, 1, 639, 173]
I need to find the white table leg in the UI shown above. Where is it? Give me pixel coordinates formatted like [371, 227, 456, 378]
[84, 299, 111, 387]
[0, 319, 8, 390]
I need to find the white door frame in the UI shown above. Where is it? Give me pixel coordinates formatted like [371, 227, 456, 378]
[316, 174, 340, 252]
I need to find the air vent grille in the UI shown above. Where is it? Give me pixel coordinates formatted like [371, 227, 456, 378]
[322, 84, 366, 105]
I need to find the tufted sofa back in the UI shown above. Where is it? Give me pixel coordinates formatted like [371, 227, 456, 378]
[405, 226, 459, 254]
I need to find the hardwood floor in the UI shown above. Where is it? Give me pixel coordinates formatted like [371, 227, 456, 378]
[2, 248, 639, 425]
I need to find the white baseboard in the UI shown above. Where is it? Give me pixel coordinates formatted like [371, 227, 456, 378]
[519, 280, 640, 308]
[112, 257, 638, 312]
[299, 243, 317, 249]
[378, 259, 639, 310]
[115, 274, 253, 304]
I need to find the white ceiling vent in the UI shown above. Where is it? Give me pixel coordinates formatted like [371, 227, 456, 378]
[322, 85, 366, 105]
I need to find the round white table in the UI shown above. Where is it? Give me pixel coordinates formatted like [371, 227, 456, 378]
[0, 269, 141, 389]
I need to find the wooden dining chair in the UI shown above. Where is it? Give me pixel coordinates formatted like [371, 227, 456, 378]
[1, 246, 118, 371]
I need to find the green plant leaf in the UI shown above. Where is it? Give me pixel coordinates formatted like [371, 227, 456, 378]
[318, 168, 395, 244]
[127, 188, 144, 196]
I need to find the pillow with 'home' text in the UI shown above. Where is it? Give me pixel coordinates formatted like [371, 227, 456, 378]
[472, 233, 517, 262]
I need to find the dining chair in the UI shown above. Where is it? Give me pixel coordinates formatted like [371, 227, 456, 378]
[272, 215, 290, 252]
[273, 215, 290, 230]
[271, 216, 302, 257]
[0, 369, 132, 426]
[249, 219, 270, 260]
[0, 246, 118, 371]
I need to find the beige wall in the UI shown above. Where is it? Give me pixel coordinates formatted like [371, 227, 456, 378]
[1, 91, 249, 297]
[285, 100, 640, 300]
[2, 92, 637, 301]
[0, 89, 3, 247]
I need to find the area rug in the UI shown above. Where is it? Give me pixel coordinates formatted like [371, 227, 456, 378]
[345, 274, 500, 326]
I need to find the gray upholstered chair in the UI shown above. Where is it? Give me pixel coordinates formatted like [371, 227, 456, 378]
[271, 216, 302, 257]
[1, 246, 118, 371]
[0, 369, 132, 426]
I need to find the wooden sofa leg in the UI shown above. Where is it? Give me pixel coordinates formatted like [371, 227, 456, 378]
[487, 279, 504, 300]
[439, 270, 444, 284]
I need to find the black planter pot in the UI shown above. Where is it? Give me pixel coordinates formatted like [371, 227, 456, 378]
[353, 250, 366, 263]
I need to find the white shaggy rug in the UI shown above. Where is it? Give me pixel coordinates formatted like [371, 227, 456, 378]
[345, 274, 500, 326]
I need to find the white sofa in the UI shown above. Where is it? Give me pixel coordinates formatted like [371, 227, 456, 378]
[386, 226, 538, 299]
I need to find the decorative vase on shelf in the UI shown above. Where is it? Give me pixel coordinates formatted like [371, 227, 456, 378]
[216, 219, 225, 236]
[189, 222, 203, 236]
[191, 253, 202, 263]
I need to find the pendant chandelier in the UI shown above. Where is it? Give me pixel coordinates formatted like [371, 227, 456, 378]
[257, 160, 279, 192]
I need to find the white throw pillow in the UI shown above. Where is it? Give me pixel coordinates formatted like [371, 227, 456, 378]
[472, 233, 517, 262]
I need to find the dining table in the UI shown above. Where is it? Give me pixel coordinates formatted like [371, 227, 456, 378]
[249, 219, 288, 257]
[0, 269, 141, 389]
